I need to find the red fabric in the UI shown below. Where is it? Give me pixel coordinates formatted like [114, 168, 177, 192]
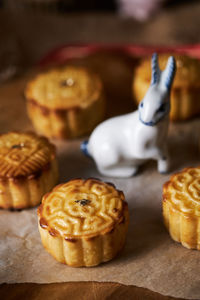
[39, 44, 200, 66]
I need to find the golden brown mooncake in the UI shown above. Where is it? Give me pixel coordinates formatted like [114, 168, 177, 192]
[0, 132, 58, 209]
[25, 66, 105, 139]
[133, 54, 200, 121]
[38, 178, 129, 267]
[163, 166, 200, 249]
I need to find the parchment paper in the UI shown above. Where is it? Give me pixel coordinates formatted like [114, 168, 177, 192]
[0, 62, 200, 299]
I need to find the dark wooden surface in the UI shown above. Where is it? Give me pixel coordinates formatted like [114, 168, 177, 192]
[1, 3, 200, 299]
[0, 282, 184, 300]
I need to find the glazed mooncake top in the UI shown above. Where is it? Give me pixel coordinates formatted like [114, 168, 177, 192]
[38, 178, 128, 238]
[163, 167, 200, 216]
[0, 132, 55, 178]
[25, 66, 103, 110]
[135, 54, 200, 87]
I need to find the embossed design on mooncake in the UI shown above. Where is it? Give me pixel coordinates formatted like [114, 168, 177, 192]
[163, 167, 200, 215]
[0, 132, 55, 178]
[40, 179, 125, 237]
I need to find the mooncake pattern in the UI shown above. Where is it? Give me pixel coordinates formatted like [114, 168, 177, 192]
[0, 132, 55, 178]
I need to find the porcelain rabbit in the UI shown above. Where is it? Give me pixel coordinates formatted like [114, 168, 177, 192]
[81, 53, 176, 178]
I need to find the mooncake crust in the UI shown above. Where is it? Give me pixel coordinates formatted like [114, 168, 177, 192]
[25, 66, 105, 139]
[0, 132, 58, 209]
[163, 166, 200, 249]
[133, 54, 200, 121]
[38, 178, 129, 267]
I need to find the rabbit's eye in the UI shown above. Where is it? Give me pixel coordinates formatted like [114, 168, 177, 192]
[157, 103, 166, 113]
[140, 102, 144, 108]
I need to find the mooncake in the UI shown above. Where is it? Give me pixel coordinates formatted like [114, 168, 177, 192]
[38, 178, 129, 267]
[25, 66, 105, 139]
[0, 132, 58, 209]
[163, 166, 200, 249]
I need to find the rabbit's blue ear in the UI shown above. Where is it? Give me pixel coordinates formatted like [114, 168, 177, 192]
[151, 53, 160, 85]
[163, 56, 176, 90]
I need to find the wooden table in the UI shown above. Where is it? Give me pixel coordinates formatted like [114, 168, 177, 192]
[1, 3, 199, 299]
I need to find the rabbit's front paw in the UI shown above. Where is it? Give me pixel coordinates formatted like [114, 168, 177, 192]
[158, 157, 170, 174]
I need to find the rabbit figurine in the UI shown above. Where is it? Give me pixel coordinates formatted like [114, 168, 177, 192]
[81, 53, 176, 178]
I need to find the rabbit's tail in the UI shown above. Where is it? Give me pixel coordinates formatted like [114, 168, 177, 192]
[80, 140, 90, 157]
